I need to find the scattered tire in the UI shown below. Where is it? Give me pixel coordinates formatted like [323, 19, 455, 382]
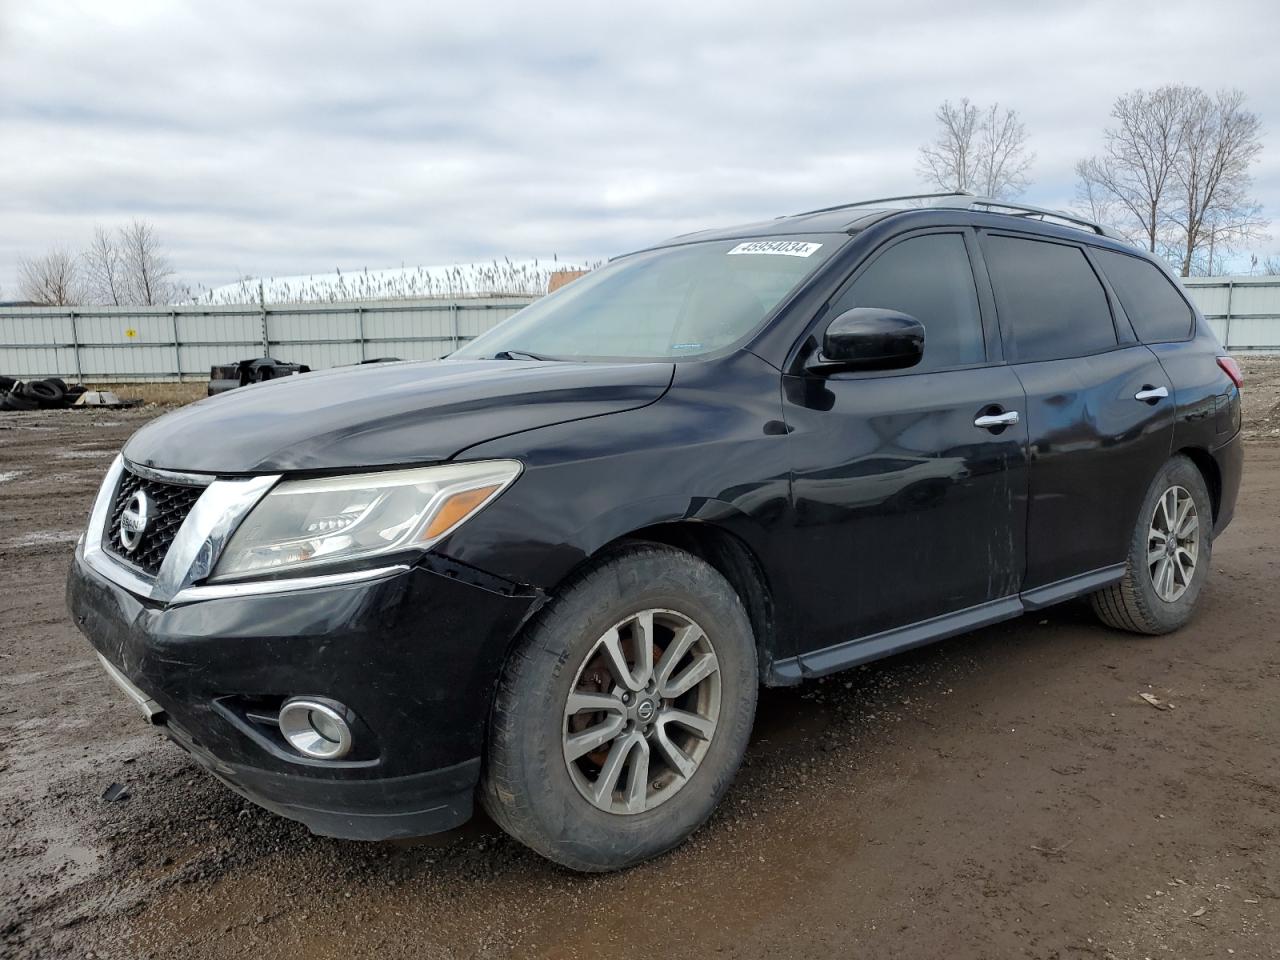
[0, 392, 40, 411]
[0, 375, 16, 392]
[21, 379, 66, 405]
[1091, 454, 1213, 634]
[482, 542, 758, 872]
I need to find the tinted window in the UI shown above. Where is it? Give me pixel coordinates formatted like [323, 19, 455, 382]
[985, 236, 1117, 362]
[832, 233, 984, 371]
[1095, 249, 1194, 343]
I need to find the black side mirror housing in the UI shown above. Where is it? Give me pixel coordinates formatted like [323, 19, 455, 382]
[809, 307, 925, 373]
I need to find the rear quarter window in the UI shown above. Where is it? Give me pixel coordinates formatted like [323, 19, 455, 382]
[1094, 248, 1195, 343]
[984, 235, 1117, 363]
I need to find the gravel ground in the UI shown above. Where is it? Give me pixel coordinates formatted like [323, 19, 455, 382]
[2, 361, 1279, 960]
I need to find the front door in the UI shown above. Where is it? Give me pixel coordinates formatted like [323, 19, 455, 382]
[781, 230, 1028, 661]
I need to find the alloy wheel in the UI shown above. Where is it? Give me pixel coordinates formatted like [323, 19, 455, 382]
[562, 608, 721, 815]
[1148, 485, 1199, 603]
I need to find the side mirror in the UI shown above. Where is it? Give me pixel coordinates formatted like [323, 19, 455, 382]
[810, 307, 925, 373]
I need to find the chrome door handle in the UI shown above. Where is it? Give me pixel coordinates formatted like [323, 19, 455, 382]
[1134, 385, 1169, 402]
[974, 411, 1019, 428]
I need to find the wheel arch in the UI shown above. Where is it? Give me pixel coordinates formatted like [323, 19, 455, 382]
[527, 507, 788, 687]
[1176, 446, 1221, 524]
[614, 520, 784, 685]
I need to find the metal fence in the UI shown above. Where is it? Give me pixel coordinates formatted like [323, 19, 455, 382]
[1181, 277, 1280, 353]
[0, 297, 537, 382]
[1, 277, 1278, 383]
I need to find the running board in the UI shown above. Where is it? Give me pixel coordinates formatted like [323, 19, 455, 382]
[767, 564, 1125, 684]
[1021, 564, 1125, 610]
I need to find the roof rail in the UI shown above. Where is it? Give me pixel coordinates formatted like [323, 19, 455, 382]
[790, 191, 1126, 242]
[789, 192, 974, 218]
[929, 195, 1125, 240]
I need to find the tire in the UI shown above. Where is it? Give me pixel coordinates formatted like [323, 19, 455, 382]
[0, 392, 39, 411]
[482, 542, 758, 872]
[0, 376, 16, 392]
[22, 379, 65, 405]
[1091, 455, 1213, 634]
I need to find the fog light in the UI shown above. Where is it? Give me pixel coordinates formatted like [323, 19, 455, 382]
[278, 698, 353, 760]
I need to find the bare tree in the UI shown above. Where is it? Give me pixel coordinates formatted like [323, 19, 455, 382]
[119, 218, 179, 305]
[17, 247, 83, 305]
[82, 226, 128, 305]
[1077, 85, 1265, 276]
[918, 98, 1034, 199]
[1076, 173, 1119, 229]
[919, 99, 980, 194]
[1075, 85, 1192, 254]
[974, 103, 1035, 199]
[1167, 89, 1265, 276]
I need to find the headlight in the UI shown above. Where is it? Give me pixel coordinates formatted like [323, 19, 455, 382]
[211, 460, 521, 581]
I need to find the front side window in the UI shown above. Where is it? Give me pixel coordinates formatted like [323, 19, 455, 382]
[984, 235, 1117, 363]
[1094, 248, 1195, 343]
[452, 235, 843, 361]
[830, 232, 985, 371]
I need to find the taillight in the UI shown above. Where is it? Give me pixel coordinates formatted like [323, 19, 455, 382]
[1217, 356, 1243, 388]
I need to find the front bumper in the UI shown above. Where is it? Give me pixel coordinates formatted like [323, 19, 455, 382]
[68, 549, 538, 840]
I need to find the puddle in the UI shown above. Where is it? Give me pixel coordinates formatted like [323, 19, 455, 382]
[37, 840, 101, 889]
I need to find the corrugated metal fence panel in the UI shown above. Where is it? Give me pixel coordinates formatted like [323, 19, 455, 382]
[175, 310, 264, 379]
[0, 297, 534, 381]
[265, 306, 364, 369]
[1183, 277, 1280, 353]
[1185, 283, 1231, 317]
[74, 308, 180, 380]
[8, 281, 1272, 380]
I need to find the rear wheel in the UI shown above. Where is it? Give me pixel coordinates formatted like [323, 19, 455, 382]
[482, 543, 757, 872]
[1091, 455, 1212, 634]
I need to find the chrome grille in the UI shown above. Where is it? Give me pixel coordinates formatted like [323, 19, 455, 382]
[103, 470, 204, 577]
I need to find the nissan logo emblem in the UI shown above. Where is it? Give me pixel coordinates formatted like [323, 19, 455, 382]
[119, 490, 152, 553]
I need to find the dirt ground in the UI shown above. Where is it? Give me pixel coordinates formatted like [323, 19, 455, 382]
[3, 360, 1279, 960]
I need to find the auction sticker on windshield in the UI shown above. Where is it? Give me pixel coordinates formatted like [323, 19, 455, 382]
[727, 240, 823, 257]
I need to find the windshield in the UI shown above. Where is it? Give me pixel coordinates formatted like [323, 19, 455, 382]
[451, 235, 843, 361]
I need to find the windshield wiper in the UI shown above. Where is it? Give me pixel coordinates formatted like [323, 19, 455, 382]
[492, 349, 554, 361]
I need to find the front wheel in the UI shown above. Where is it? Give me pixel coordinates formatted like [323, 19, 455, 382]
[481, 543, 758, 872]
[1091, 455, 1213, 634]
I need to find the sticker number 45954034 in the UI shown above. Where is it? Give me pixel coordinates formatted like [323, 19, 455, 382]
[727, 240, 823, 257]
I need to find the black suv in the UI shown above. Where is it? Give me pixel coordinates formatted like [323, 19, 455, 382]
[68, 193, 1243, 871]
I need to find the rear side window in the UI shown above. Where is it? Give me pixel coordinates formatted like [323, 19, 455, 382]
[984, 235, 1117, 363]
[1094, 249, 1194, 343]
[832, 233, 985, 371]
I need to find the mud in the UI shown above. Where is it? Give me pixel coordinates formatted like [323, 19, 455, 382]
[2, 363, 1279, 959]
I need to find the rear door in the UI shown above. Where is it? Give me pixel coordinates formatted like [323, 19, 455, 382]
[978, 232, 1175, 596]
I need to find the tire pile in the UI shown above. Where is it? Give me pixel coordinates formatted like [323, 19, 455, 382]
[0, 376, 87, 411]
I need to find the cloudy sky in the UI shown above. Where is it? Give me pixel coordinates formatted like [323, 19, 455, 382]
[2, 0, 1278, 298]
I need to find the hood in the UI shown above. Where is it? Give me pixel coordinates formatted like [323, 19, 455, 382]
[123, 359, 674, 474]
